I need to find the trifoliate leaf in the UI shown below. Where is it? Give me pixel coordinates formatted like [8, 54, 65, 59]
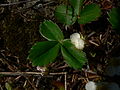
[61, 40, 87, 69]
[28, 41, 60, 66]
[78, 4, 101, 24]
[40, 20, 64, 41]
[55, 5, 77, 25]
[108, 8, 120, 31]
[69, 0, 84, 15]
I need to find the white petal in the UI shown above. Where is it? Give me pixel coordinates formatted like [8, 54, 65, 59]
[77, 39, 85, 49]
[70, 33, 85, 50]
[70, 33, 80, 41]
[85, 81, 96, 90]
[71, 38, 79, 46]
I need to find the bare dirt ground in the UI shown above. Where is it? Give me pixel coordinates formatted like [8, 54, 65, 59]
[0, 0, 120, 90]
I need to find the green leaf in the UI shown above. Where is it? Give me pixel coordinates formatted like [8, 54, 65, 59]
[5, 83, 12, 90]
[78, 4, 101, 24]
[61, 40, 87, 69]
[40, 20, 64, 41]
[69, 0, 84, 15]
[108, 8, 120, 31]
[54, 5, 77, 25]
[28, 41, 60, 66]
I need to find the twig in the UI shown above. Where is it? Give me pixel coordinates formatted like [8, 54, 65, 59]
[87, 32, 96, 38]
[49, 72, 67, 75]
[78, 75, 100, 80]
[0, 72, 67, 89]
[0, 72, 67, 76]
[0, 84, 3, 90]
[25, 76, 38, 90]
[82, 68, 97, 75]
[0, 0, 55, 7]
[89, 40, 99, 46]
[0, 53, 15, 71]
[64, 72, 67, 90]
[0, 0, 31, 7]
[0, 72, 44, 76]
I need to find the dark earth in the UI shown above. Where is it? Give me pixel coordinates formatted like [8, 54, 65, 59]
[0, 0, 120, 90]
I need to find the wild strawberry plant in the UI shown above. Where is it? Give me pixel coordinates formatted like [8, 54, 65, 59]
[54, 0, 101, 25]
[108, 7, 120, 32]
[28, 20, 87, 69]
[28, 0, 102, 70]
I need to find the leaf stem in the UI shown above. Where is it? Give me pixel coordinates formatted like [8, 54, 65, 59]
[80, 24, 84, 34]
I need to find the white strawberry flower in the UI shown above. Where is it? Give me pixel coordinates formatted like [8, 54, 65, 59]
[85, 81, 96, 90]
[70, 33, 85, 50]
[85, 81, 120, 90]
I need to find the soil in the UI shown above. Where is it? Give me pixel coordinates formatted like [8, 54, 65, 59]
[0, 0, 120, 90]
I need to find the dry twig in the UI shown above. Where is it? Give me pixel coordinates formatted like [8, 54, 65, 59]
[0, 0, 31, 7]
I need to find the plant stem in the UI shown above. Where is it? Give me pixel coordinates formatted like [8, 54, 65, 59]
[80, 24, 84, 34]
